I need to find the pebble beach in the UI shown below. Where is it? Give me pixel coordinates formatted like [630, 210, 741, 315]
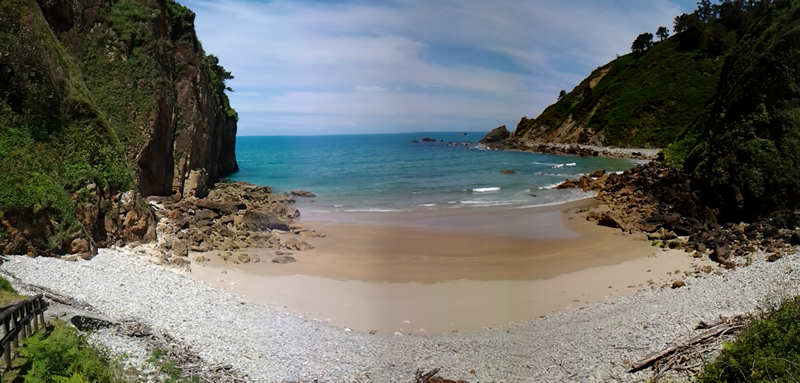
[2, 247, 800, 382]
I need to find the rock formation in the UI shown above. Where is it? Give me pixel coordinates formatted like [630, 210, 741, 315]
[0, 0, 239, 257]
[478, 125, 510, 144]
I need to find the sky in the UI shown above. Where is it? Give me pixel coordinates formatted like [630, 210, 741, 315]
[183, 0, 698, 136]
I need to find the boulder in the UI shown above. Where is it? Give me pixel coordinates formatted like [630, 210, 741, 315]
[710, 246, 731, 264]
[272, 256, 296, 264]
[792, 229, 800, 246]
[195, 209, 218, 221]
[499, 169, 516, 174]
[242, 210, 291, 231]
[671, 280, 686, 289]
[281, 206, 301, 219]
[555, 179, 576, 189]
[290, 190, 316, 198]
[589, 169, 606, 178]
[596, 212, 622, 229]
[69, 238, 89, 254]
[237, 253, 251, 263]
[578, 176, 591, 189]
[295, 241, 314, 251]
[172, 241, 188, 257]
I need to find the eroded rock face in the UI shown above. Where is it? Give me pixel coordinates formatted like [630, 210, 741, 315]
[0, 184, 157, 258]
[34, 0, 239, 200]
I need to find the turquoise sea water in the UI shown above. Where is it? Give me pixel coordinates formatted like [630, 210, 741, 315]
[229, 133, 644, 213]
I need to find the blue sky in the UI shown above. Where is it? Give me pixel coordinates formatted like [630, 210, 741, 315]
[184, 0, 697, 136]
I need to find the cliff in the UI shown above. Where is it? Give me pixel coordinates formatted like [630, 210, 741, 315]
[0, 0, 238, 256]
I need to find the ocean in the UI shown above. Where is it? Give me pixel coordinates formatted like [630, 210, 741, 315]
[229, 133, 644, 214]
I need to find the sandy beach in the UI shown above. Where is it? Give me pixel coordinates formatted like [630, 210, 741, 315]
[188, 198, 712, 333]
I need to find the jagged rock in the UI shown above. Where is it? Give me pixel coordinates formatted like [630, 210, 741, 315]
[589, 169, 606, 178]
[555, 179, 576, 189]
[290, 190, 316, 198]
[272, 256, 296, 264]
[242, 210, 291, 231]
[596, 212, 622, 229]
[578, 176, 591, 189]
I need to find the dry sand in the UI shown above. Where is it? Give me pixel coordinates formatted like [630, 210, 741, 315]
[189, 199, 711, 334]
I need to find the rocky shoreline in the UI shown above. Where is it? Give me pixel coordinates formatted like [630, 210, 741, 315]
[142, 182, 322, 271]
[556, 162, 799, 270]
[482, 139, 660, 160]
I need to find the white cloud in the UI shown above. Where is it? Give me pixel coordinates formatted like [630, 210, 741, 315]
[353, 85, 388, 92]
[184, 0, 693, 135]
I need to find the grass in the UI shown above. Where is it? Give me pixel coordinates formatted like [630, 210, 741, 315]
[0, 276, 25, 307]
[697, 296, 800, 382]
[517, 38, 722, 149]
[0, 0, 134, 233]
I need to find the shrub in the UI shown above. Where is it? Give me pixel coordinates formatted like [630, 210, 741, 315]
[697, 297, 800, 382]
[18, 320, 126, 382]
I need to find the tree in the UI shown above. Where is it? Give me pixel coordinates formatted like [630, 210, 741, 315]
[631, 32, 654, 53]
[674, 13, 691, 33]
[695, 0, 716, 22]
[656, 26, 670, 41]
[558, 90, 567, 100]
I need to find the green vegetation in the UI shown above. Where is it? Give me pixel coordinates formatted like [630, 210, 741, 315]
[0, 0, 236, 250]
[515, 0, 773, 149]
[0, 276, 25, 306]
[147, 349, 198, 383]
[698, 297, 800, 382]
[518, 38, 722, 148]
[680, 0, 800, 222]
[14, 320, 127, 383]
[0, 0, 133, 234]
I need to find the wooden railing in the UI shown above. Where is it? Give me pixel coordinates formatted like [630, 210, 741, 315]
[0, 294, 48, 371]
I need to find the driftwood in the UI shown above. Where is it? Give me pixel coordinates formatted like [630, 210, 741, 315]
[413, 367, 469, 383]
[415, 368, 441, 383]
[628, 314, 749, 379]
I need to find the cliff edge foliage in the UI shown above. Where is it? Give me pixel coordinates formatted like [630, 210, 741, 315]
[0, 0, 237, 255]
[512, 0, 774, 149]
[683, 0, 800, 223]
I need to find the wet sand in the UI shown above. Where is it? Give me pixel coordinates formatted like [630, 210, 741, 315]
[189, 199, 711, 333]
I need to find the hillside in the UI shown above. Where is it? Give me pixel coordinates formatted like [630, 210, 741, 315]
[0, 0, 238, 256]
[683, 0, 800, 223]
[515, 40, 722, 148]
[510, 2, 776, 149]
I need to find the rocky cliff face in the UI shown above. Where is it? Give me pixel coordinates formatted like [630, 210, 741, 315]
[37, 0, 238, 199]
[0, 0, 238, 257]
